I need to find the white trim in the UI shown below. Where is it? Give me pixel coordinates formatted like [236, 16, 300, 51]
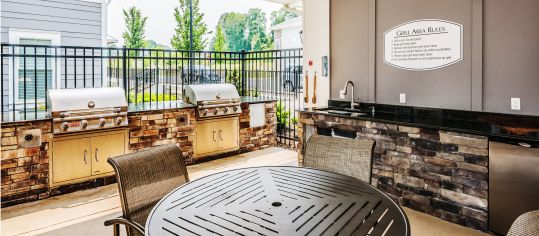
[80, 0, 107, 3]
[101, 0, 111, 47]
[101, 0, 111, 87]
[8, 29, 62, 106]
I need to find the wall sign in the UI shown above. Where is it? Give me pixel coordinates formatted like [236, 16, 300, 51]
[384, 19, 463, 71]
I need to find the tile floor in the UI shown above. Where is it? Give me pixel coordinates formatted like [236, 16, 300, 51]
[1, 147, 490, 236]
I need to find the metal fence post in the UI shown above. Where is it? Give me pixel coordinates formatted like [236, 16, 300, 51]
[122, 46, 128, 98]
[241, 50, 246, 96]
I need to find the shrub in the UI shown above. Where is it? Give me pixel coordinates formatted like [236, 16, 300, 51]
[129, 92, 178, 103]
[225, 70, 260, 97]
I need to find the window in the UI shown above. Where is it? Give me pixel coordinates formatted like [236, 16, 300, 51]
[8, 29, 61, 105]
[18, 38, 53, 101]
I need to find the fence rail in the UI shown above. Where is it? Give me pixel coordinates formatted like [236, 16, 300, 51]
[1, 44, 303, 147]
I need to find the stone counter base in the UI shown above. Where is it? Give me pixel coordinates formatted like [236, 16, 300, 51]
[298, 113, 489, 231]
[1, 101, 276, 207]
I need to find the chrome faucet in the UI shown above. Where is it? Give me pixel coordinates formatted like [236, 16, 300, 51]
[343, 81, 358, 109]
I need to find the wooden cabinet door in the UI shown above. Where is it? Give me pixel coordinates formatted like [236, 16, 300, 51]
[195, 121, 219, 155]
[90, 132, 125, 175]
[217, 117, 239, 151]
[52, 138, 92, 183]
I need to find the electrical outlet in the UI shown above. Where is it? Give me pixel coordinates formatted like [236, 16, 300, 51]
[340, 90, 345, 99]
[400, 93, 406, 104]
[511, 98, 521, 110]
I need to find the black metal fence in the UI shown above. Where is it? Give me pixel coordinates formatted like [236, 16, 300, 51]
[1, 44, 303, 147]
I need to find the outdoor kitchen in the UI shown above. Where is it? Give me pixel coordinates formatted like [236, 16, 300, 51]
[1, 84, 277, 207]
[1, 0, 539, 235]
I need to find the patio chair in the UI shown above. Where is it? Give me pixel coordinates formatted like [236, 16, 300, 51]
[303, 134, 375, 183]
[507, 210, 539, 236]
[104, 144, 190, 236]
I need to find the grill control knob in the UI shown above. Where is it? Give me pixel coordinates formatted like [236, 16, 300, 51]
[115, 117, 123, 126]
[98, 118, 106, 127]
[213, 109, 219, 115]
[202, 109, 209, 116]
[61, 122, 69, 131]
[223, 107, 229, 113]
[233, 106, 239, 112]
[81, 120, 88, 129]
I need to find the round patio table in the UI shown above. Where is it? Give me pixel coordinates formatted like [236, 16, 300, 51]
[146, 166, 410, 236]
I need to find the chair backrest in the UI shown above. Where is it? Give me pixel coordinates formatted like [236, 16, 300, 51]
[303, 134, 375, 183]
[108, 144, 189, 234]
[507, 210, 539, 236]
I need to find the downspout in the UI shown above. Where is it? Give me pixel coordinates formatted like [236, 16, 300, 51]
[102, 0, 112, 47]
[102, 0, 111, 88]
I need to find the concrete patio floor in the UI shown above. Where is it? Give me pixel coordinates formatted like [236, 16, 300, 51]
[1, 147, 490, 236]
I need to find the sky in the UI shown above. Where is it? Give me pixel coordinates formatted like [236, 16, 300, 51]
[107, 0, 282, 48]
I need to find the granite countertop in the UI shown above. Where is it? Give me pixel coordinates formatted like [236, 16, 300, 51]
[299, 100, 539, 145]
[129, 97, 275, 112]
[2, 97, 276, 123]
[240, 97, 277, 104]
[128, 101, 195, 113]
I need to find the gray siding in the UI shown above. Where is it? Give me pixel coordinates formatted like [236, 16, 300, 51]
[1, 0, 104, 118]
[1, 0, 103, 46]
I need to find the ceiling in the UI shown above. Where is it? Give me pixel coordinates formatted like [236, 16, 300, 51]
[263, 0, 302, 14]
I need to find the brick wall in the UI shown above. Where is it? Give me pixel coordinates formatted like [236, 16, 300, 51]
[298, 113, 489, 230]
[1, 102, 277, 207]
[1, 120, 52, 206]
[128, 108, 196, 163]
[239, 102, 277, 153]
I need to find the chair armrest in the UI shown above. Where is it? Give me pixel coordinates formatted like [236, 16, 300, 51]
[104, 216, 145, 235]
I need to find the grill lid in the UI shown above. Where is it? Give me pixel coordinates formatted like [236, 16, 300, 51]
[184, 84, 240, 104]
[48, 87, 127, 112]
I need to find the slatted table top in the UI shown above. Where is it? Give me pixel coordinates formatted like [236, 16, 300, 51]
[146, 166, 410, 236]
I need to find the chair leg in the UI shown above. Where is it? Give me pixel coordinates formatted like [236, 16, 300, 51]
[113, 224, 120, 236]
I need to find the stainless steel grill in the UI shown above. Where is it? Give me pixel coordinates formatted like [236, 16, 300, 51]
[184, 84, 242, 119]
[47, 88, 128, 134]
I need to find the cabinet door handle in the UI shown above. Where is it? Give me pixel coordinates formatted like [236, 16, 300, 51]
[95, 148, 99, 162]
[212, 131, 217, 141]
[219, 130, 224, 141]
[83, 150, 87, 164]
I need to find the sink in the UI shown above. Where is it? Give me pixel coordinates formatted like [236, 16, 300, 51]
[315, 107, 369, 117]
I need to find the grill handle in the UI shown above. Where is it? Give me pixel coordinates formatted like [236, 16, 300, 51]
[53, 112, 127, 122]
[219, 130, 224, 141]
[213, 131, 217, 141]
[83, 150, 87, 164]
[95, 148, 99, 162]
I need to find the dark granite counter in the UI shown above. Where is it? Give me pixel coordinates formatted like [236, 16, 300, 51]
[127, 101, 195, 113]
[2, 97, 275, 123]
[299, 100, 539, 146]
[240, 97, 277, 104]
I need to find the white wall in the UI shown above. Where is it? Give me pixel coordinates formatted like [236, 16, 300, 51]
[302, 0, 330, 108]
[280, 27, 302, 49]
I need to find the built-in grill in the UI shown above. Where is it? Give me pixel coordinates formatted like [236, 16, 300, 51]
[184, 84, 242, 158]
[48, 88, 128, 134]
[184, 84, 242, 119]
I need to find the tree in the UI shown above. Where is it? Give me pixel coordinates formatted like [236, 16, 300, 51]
[245, 8, 271, 50]
[218, 12, 248, 51]
[212, 24, 227, 51]
[171, 0, 209, 50]
[122, 7, 148, 48]
[217, 9, 273, 52]
[270, 8, 298, 26]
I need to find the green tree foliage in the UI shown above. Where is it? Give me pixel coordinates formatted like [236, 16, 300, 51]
[216, 8, 274, 52]
[218, 12, 248, 52]
[171, 0, 209, 50]
[212, 24, 227, 51]
[245, 9, 272, 50]
[270, 8, 298, 26]
[122, 7, 148, 48]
